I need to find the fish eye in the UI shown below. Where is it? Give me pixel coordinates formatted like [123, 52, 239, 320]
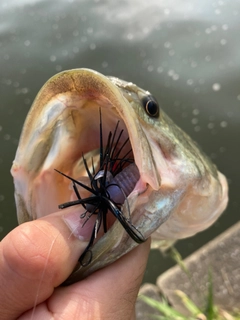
[142, 95, 159, 118]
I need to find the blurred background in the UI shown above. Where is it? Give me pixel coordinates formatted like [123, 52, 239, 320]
[0, 0, 239, 284]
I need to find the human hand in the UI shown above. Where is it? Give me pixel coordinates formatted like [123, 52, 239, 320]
[0, 210, 150, 320]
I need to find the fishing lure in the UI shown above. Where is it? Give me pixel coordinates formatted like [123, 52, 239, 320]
[56, 110, 145, 266]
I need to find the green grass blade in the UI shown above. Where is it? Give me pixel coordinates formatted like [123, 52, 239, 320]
[168, 247, 190, 276]
[175, 290, 202, 315]
[149, 315, 180, 320]
[139, 295, 188, 319]
[204, 271, 216, 319]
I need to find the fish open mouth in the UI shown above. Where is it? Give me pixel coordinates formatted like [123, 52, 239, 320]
[11, 69, 160, 258]
[11, 69, 161, 269]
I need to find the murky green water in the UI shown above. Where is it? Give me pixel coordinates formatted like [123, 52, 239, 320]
[0, 0, 239, 283]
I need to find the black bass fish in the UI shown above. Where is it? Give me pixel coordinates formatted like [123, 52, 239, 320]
[11, 69, 228, 284]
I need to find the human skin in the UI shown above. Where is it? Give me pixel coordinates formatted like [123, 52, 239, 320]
[0, 209, 150, 320]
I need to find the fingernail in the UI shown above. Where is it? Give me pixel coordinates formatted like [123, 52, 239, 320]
[63, 210, 96, 241]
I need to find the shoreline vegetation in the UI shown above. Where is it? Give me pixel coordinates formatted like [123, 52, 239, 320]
[139, 247, 240, 320]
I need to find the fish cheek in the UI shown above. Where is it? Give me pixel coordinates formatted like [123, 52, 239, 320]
[174, 178, 223, 234]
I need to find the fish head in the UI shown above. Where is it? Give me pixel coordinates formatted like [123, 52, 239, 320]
[11, 69, 228, 283]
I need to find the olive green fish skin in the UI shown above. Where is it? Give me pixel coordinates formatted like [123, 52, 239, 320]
[11, 69, 228, 283]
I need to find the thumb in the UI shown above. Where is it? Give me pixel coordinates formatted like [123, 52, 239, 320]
[0, 208, 88, 320]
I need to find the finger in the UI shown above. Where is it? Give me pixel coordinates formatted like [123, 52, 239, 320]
[74, 238, 151, 320]
[20, 237, 151, 320]
[0, 209, 88, 320]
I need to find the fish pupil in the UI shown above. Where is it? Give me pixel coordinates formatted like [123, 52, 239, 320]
[142, 95, 159, 118]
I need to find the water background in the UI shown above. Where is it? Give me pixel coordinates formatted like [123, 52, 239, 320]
[0, 0, 239, 284]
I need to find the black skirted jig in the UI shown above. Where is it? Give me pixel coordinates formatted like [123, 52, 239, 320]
[55, 109, 145, 266]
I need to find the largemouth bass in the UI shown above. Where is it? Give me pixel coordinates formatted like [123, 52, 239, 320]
[11, 69, 228, 284]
